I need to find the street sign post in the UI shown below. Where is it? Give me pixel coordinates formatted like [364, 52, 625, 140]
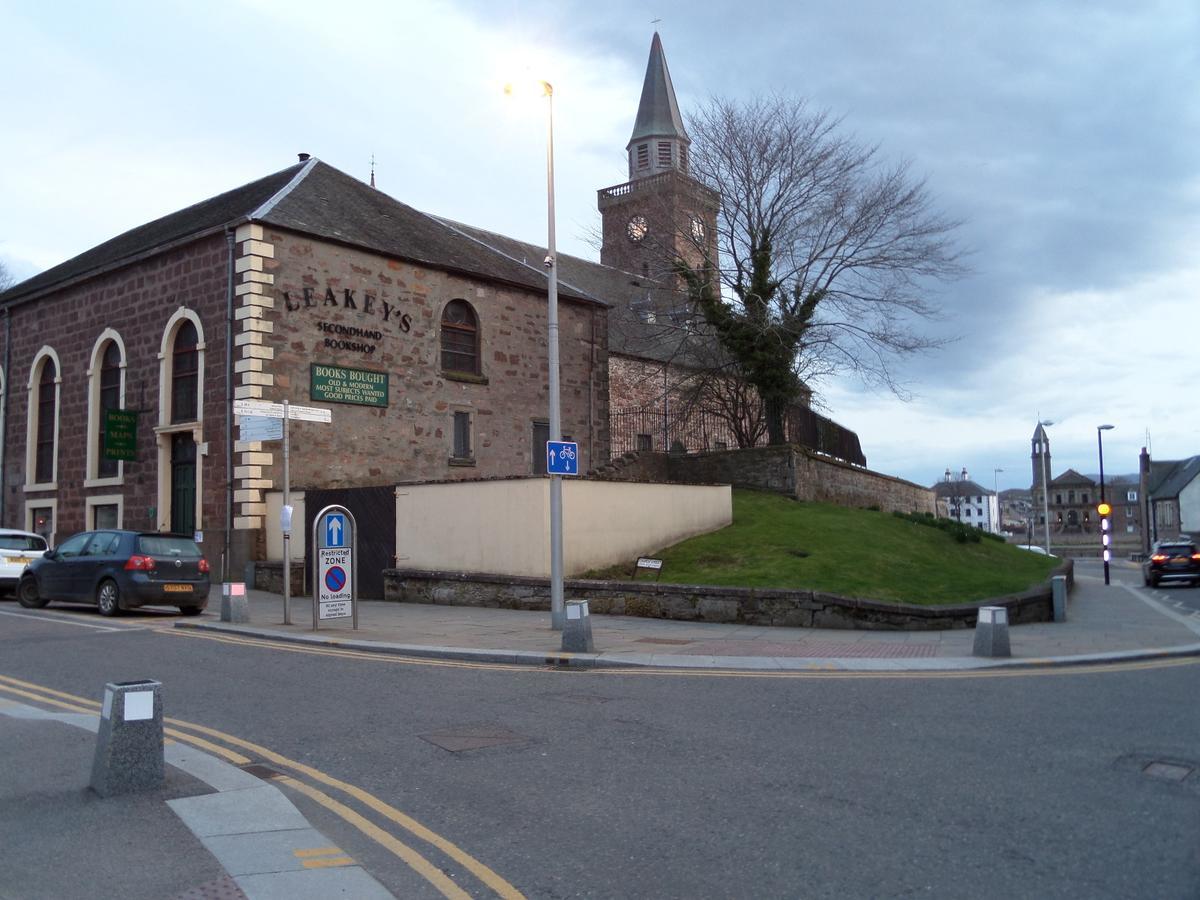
[233, 399, 333, 624]
[546, 441, 579, 476]
[311, 503, 357, 631]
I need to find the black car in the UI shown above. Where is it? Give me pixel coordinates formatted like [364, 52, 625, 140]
[17, 530, 210, 616]
[1142, 539, 1200, 588]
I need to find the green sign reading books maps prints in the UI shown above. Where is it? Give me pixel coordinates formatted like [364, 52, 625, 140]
[103, 408, 138, 461]
[311, 364, 389, 408]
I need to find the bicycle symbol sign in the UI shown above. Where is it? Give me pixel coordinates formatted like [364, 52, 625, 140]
[546, 441, 579, 476]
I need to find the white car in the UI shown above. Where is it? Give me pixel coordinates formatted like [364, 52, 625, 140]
[1017, 544, 1055, 556]
[0, 529, 49, 596]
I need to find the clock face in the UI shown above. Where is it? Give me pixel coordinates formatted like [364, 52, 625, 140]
[690, 215, 706, 242]
[626, 215, 648, 243]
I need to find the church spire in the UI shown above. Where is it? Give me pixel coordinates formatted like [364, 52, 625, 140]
[626, 32, 690, 180]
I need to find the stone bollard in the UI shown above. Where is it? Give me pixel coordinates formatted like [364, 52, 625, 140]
[90, 680, 164, 797]
[220, 582, 249, 623]
[561, 600, 595, 653]
[1051, 575, 1067, 623]
[972, 606, 1011, 658]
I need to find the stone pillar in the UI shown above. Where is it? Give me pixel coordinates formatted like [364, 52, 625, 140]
[90, 680, 164, 797]
[1051, 575, 1067, 623]
[221, 582, 249, 623]
[561, 600, 595, 653]
[972, 606, 1011, 658]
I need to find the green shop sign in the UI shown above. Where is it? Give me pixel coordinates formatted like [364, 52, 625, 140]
[103, 408, 138, 461]
[310, 364, 389, 408]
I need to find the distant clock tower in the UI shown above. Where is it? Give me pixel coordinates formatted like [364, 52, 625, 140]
[598, 33, 719, 311]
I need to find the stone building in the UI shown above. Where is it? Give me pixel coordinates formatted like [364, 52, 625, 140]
[1140, 449, 1200, 547]
[0, 159, 609, 574]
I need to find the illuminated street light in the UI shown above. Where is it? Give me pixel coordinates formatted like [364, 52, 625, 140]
[505, 78, 566, 630]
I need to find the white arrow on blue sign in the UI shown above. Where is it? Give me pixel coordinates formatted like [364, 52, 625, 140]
[325, 514, 345, 547]
[546, 441, 579, 476]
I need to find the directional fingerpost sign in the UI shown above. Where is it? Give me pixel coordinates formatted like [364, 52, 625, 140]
[546, 441, 579, 476]
[312, 504, 357, 629]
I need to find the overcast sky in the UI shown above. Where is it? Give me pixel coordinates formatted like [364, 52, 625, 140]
[1, 0, 1196, 491]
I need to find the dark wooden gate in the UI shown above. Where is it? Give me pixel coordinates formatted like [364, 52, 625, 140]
[303, 485, 395, 599]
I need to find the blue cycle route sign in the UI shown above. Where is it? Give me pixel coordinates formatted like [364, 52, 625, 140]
[546, 441, 579, 476]
[325, 514, 345, 547]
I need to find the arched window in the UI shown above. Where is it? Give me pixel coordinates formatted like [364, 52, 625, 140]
[35, 359, 56, 484]
[97, 341, 122, 477]
[171, 320, 199, 423]
[440, 300, 479, 375]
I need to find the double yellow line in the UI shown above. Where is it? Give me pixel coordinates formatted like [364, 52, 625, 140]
[0, 673, 524, 900]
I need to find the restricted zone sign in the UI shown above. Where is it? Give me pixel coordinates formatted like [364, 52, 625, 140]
[318, 547, 352, 619]
[311, 503, 357, 629]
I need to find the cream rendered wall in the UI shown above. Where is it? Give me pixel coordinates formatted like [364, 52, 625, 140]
[395, 479, 731, 577]
[1180, 475, 1200, 534]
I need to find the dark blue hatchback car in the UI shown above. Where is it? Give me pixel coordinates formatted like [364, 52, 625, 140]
[17, 530, 210, 616]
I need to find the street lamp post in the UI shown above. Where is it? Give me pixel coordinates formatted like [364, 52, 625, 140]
[993, 468, 1004, 534]
[1039, 419, 1054, 556]
[1097, 424, 1115, 585]
[506, 78, 565, 630]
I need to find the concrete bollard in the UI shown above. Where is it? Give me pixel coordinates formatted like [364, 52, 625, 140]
[561, 600, 595, 653]
[220, 582, 249, 623]
[972, 606, 1011, 658]
[90, 680, 164, 797]
[1051, 575, 1067, 623]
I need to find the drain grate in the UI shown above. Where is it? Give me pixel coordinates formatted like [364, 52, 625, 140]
[173, 874, 249, 900]
[240, 763, 283, 781]
[1144, 761, 1194, 782]
[419, 724, 528, 753]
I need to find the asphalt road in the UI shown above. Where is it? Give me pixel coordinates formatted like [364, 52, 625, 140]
[2, 593, 1199, 899]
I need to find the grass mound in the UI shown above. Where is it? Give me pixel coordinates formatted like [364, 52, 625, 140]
[586, 490, 1058, 606]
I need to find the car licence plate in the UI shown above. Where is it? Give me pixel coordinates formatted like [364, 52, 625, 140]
[10, 557, 32, 565]
[163, 584, 192, 593]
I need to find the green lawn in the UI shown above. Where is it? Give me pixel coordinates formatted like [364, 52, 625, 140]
[588, 490, 1060, 605]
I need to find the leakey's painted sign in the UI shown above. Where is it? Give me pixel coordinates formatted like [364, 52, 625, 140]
[311, 364, 389, 408]
[282, 285, 413, 356]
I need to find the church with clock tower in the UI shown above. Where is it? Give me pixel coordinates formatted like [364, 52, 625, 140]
[597, 32, 720, 315]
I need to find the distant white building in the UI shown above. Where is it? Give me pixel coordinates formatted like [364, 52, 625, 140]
[932, 468, 1000, 534]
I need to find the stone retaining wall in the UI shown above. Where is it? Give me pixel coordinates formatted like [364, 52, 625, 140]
[663, 445, 935, 514]
[383, 559, 1073, 631]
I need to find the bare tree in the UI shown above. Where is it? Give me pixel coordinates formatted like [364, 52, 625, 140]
[0, 260, 14, 293]
[676, 95, 964, 444]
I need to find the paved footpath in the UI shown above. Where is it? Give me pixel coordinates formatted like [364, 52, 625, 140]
[184, 560, 1200, 672]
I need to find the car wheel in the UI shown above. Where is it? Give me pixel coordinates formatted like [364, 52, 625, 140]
[17, 576, 48, 609]
[96, 580, 122, 617]
[178, 605, 203, 617]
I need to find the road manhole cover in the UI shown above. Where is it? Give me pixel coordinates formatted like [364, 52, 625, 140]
[419, 725, 528, 753]
[1144, 761, 1194, 782]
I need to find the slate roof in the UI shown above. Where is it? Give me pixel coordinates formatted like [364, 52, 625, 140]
[932, 480, 992, 498]
[437, 217, 719, 368]
[628, 32, 689, 147]
[1148, 455, 1200, 499]
[1050, 468, 1094, 486]
[0, 159, 604, 309]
